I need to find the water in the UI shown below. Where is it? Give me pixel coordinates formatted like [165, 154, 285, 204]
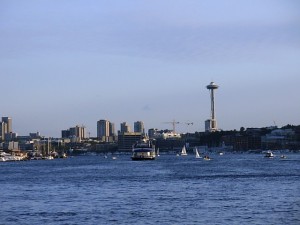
[1, 153, 299, 225]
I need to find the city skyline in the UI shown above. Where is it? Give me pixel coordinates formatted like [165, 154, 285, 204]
[1, 0, 299, 137]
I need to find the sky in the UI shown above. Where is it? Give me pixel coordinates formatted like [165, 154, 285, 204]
[0, 0, 299, 137]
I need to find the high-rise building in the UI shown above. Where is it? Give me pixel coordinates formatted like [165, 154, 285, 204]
[62, 125, 86, 142]
[1, 117, 12, 141]
[2, 117, 12, 133]
[61, 129, 71, 139]
[0, 122, 6, 141]
[120, 122, 131, 133]
[97, 120, 110, 141]
[134, 121, 145, 134]
[109, 122, 115, 136]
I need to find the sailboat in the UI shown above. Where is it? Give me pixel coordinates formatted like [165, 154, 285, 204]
[180, 145, 187, 156]
[157, 148, 160, 157]
[195, 147, 201, 158]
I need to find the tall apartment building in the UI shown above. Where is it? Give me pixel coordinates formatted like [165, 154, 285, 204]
[97, 120, 116, 142]
[97, 120, 109, 141]
[70, 125, 86, 142]
[2, 117, 12, 133]
[120, 122, 131, 133]
[61, 125, 86, 142]
[134, 121, 145, 134]
[1, 122, 6, 141]
[1, 117, 12, 141]
[109, 122, 115, 136]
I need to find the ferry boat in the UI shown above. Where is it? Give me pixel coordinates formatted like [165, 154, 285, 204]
[131, 137, 156, 161]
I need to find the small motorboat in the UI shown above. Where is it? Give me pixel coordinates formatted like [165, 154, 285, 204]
[264, 151, 274, 158]
[203, 155, 211, 161]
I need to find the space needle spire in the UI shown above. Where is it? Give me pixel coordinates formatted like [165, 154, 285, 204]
[206, 81, 219, 132]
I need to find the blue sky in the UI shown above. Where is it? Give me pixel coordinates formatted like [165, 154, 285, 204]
[1, 0, 299, 137]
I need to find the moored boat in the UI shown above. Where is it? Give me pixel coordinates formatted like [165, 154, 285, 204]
[0, 152, 25, 161]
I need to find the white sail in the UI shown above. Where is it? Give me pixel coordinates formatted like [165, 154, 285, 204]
[195, 147, 201, 158]
[181, 145, 187, 156]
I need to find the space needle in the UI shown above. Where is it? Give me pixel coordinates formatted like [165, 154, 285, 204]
[206, 81, 219, 132]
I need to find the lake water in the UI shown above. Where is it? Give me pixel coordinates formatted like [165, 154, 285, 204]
[1, 153, 299, 225]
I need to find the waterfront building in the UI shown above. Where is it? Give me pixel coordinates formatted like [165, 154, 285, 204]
[8, 141, 19, 150]
[134, 121, 145, 134]
[148, 128, 158, 139]
[261, 128, 296, 150]
[118, 132, 143, 150]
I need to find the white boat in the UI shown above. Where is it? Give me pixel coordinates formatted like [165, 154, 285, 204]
[0, 152, 21, 161]
[44, 155, 54, 160]
[280, 155, 287, 159]
[0, 157, 6, 162]
[195, 147, 201, 158]
[180, 145, 187, 156]
[264, 150, 274, 158]
[203, 155, 211, 161]
[131, 137, 156, 160]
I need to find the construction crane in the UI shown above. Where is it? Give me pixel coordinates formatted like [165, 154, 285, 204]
[162, 120, 180, 133]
